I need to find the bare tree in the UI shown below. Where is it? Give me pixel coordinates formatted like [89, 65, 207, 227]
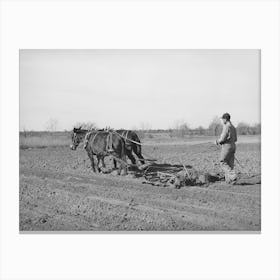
[170, 119, 190, 138]
[45, 118, 58, 132]
[196, 126, 205, 135]
[252, 123, 261, 135]
[236, 122, 251, 135]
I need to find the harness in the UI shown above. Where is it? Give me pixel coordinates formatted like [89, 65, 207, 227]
[119, 130, 127, 142]
[106, 131, 114, 152]
[114, 131, 143, 146]
[124, 130, 129, 143]
[83, 131, 100, 149]
[84, 129, 114, 154]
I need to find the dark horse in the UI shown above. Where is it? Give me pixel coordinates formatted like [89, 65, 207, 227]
[116, 130, 145, 165]
[70, 127, 127, 175]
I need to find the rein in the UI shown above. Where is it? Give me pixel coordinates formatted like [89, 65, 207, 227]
[113, 131, 144, 146]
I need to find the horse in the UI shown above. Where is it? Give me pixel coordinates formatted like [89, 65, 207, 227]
[70, 127, 127, 175]
[116, 130, 145, 165]
[89, 129, 145, 167]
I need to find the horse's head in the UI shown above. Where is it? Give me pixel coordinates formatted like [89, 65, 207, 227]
[70, 126, 86, 150]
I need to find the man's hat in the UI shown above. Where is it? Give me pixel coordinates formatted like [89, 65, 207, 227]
[221, 113, 231, 120]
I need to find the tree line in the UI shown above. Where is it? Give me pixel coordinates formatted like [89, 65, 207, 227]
[21, 117, 261, 137]
[138, 117, 261, 137]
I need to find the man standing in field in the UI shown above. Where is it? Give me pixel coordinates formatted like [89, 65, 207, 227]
[215, 113, 238, 184]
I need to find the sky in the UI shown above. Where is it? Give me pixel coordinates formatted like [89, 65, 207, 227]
[20, 49, 260, 131]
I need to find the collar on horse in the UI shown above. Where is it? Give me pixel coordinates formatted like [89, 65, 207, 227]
[83, 130, 99, 149]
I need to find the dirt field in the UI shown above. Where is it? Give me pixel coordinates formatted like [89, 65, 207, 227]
[19, 135, 261, 231]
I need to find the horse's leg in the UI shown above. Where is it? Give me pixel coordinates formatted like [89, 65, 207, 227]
[133, 144, 145, 165]
[113, 159, 117, 169]
[88, 152, 97, 173]
[100, 156, 106, 173]
[120, 153, 127, 175]
[96, 156, 102, 173]
[126, 147, 136, 165]
[101, 157, 106, 168]
[116, 146, 127, 175]
[112, 154, 126, 175]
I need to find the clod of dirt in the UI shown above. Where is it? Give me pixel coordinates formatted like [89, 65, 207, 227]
[120, 170, 127, 176]
[39, 218, 47, 224]
[126, 173, 136, 179]
[100, 168, 111, 174]
[111, 170, 120, 176]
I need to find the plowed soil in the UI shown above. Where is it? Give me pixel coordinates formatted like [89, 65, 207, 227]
[19, 139, 261, 231]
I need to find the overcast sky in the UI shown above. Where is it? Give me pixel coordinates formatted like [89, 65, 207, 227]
[20, 49, 260, 131]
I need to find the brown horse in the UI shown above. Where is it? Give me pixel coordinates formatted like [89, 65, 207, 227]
[116, 130, 145, 165]
[70, 127, 127, 175]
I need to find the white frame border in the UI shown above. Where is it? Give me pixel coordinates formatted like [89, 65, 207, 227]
[1, 1, 280, 280]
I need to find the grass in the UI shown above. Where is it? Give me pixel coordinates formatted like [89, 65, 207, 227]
[19, 131, 260, 149]
[20, 132, 70, 149]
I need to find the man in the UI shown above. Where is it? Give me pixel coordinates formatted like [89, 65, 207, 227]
[215, 113, 238, 184]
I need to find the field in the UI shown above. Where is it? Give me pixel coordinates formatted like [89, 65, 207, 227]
[19, 132, 261, 231]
